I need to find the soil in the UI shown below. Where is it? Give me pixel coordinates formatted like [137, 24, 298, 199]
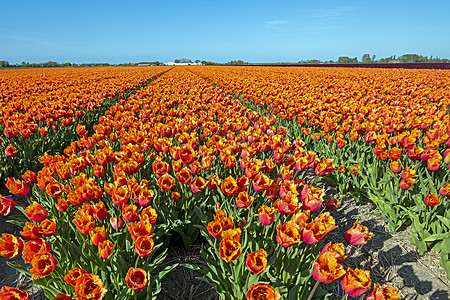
[1, 185, 449, 300]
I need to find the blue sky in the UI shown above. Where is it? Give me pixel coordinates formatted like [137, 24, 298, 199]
[1, 0, 449, 64]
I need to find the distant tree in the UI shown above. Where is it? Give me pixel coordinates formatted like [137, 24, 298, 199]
[174, 59, 180, 63]
[337, 56, 358, 63]
[372, 55, 376, 62]
[362, 54, 371, 63]
[179, 58, 192, 63]
[195, 60, 200, 64]
[0, 60, 10, 68]
[226, 60, 248, 65]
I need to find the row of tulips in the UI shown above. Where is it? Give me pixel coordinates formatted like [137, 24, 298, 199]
[187, 66, 450, 279]
[0, 66, 170, 181]
[0, 66, 400, 299]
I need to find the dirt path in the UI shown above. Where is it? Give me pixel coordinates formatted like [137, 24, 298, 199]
[322, 184, 450, 300]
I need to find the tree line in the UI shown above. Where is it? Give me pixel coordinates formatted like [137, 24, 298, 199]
[1, 54, 448, 69]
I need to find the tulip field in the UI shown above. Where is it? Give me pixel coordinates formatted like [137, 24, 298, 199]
[1, 65, 450, 299]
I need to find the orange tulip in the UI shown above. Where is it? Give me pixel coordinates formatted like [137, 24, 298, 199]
[5, 144, 17, 157]
[313, 252, 346, 283]
[54, 293, 73, 300]
[190, 176, 208, 193]
[366, 284, 401, 300]
[246, 249, 267, 274]
[39, 218, 57, 237]
[55, 198, 69, 213]
[221, 176, 238, 196]
[22, 170, 37, 183]
[424, 194, 440, 206]
[24, 201, 48, 222]
[176, 167, 192, 184]
[5, 177, 30, 197]
[219, 238, 241, 262]
[22, 239, 51, 264]
[0, 233, 23, 258]
[30, 251, 57, 278]
[20, 222, 41, 240]
[122, 204, 139, 223]
[236, 191, 254, 208]
[157, 173, 176, 191]
[341, 268, 371, 297]
[276, 220, 300, 247]
[0, 195, 15, 216]
[73, 215, 95, 235]
[89, 226, 107, 246]
[128, 220, 154, 241]
[246, 283, 280, 300]
[258, 205, 276, 226]
[74, 273, 108, 300]
[92, 201, 107, 220]
[126, 267, 148, 291]
[140, 206, 158, 225]
[252, 172, 272, 192]
[324, 196, 340, 210]
[439, 183, 450, 197]
[221, 228, 241, 243]
[111, 185, 130, 206]
[345, 220, 373, 245]
[208, 174, 221, 189]
[302, 220, 335, 245]
[0, 286, 30, 300]
[152, 160, 170, 178]
[64, 267, 88, 286]
[134, 235, 155, 257]
[98, 240, 114, 259]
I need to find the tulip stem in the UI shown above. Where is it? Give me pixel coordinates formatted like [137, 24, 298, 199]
[341, 294, 348, 300]
[306, 280, 320, 300]
[244, 271, 251, 292]
[230, 261, 237, 293]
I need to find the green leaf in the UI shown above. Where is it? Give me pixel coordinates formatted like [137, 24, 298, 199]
[411, 235, 428, 255]
[6, 261, 31, 277]
[423, 232, 450, 243]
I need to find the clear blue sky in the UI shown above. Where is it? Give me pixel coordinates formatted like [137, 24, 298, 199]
[1, 0, 449, 64]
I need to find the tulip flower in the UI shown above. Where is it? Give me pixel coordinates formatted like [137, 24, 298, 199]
[5, 178, 30, 197]
[246, 249, 267, 274]
[424, 194, 440, 206]
[22, 170, 37, 183]
[39, 218, 57, 237]
[98, 240, 114, 259]
[276, 220, 301, 247]
[22, 239, 51, 263]
[0, 233, 23, 258]
[345, 220, 373, 246]
[246, 283, 280, 300]
[439, 183, 450, 197]
[126, 267, 149, 291]
[256, 205, 274, 226]
[366, 283, 401, 300]
[0, 286, 30, 300]
[30, 251, 57, 278]
[313, 252, 346, 283]
[74, 273, 107, 300]
[64, 267, 89, 286]
[341, 268, 371, 297]
[219, 238, 241, 262]
[0, 195, 15, 216]
[5, 144, 17, 157]
[24, 202, 48, 222]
